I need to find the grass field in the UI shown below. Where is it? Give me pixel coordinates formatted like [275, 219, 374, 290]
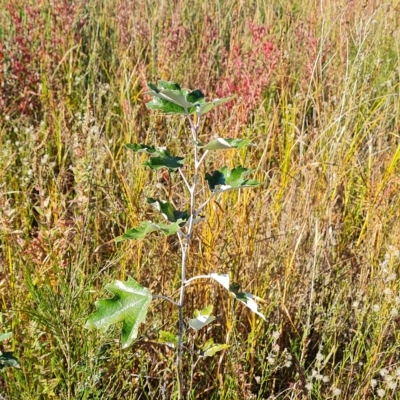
[1, 0, 400, 398]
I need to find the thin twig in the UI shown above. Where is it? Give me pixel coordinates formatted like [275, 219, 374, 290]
[179, 168, 191, 192]
[184, 275, 211, 286]
[152, 294, 179, 307]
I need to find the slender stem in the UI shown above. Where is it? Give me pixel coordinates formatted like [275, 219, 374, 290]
[179, 168, 191, 192]
[184, 275, 211, 286]
[176, 114, 202, 399]
[197, 149, 209, 168]
[189, 354, 201, 396]
[152, 294, 179, 307]
[194, 194, 214, 217]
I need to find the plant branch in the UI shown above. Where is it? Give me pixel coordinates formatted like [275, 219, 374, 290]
[184, 275, 211, 286]
[152, 294, 179, 307]
[194, 194, 215, 216]
[179, 168, 191, 192]
[197, 149, 209, 168]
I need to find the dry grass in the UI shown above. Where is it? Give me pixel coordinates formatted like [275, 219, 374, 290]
[1, 0, 400, 398]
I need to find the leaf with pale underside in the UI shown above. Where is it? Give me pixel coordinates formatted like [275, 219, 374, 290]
[145, 81, 193, 114]
[186, 89, 205, 104]
[147, 89, 193, 109]
[0, 351, 20, 370]
[189, 305, 216, 330]
[125, 143, 159, 155]
[143, 150, 184, 171]
[125, 145, 184, 171]
[198, 138, 253, 150]
[200, 338, 229, 358]
[146, 97, 187, 114]
[115, 221, 182, 242]
[0, 332, 19, 370]
[150, 80, 181, 91]
[209, 273, 266, 321]
[205, 166, 260, 193]
[195, 96, 236, 116]
[147, 198, 189, 223]
[85, 277, 152, 349]
[145, 81, 234, 116]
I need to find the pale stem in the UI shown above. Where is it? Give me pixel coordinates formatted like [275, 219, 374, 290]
[179, 168, 191, 192]
[152, 294, 179, 307]
[194, 195, 215, 217]
[197, 149, 209, 168]
[176, 113, 203, 398]
[184, 275, 211, 286]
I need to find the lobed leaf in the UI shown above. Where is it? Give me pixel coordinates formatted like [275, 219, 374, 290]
[147, 198, 189, 223]
[186, 89, 205, 104]
[145, 81, 193, 114]
[0, 352, 20, 370]
[156, 80, 181, 91]
[115, 221, 181, 242]
[189, 305, 216, 330]
[85, 277, 152, 349]
[198, 138, 253, 150]
[195, 96, 236, 116]
[125, 143, 159, 155]
[147, 89, 193, 109]
[194, 304, 213, 318]
[209, 273, 266, 321]
[0, 332, 19, 370]
[205, 166, 260, 193]
[125, 145, 184, 171]
[200, 338, 229, 358]
[144, 152, 184, 171]
[146, 96, 188, 114]
[145, 81, 234, 117]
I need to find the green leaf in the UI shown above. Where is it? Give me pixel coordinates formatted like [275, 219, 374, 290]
[144, 156, 184, 171]
[158, 331, 178, 348]
[200, 338, 229, 358]
[144, 149, 184, 171]
[85, 277, 152, 349]
[195, 96, 236, 116]
[125, 145, 184, 171]
[115, 221, 181, 241]
[147, 198, 189, 223]
[0, 351, 20, 370]
[157, 80, 181, 91]
[209, 273, 266, 321]
[198, 138, 253, 150]
[189, 305, 216, 331]
[145, 82, 232, 116]
[0, 332, 19, 370]
[125, 143, 159, 155]
[146, 96, 187, 114]
[0, 332, 12, 342]
[148, 82, 160, 92]
[205, 166, 260, 193]
[186, 89, 205, 104]
[145, 81, 192, 114]
[194, 304, 213, 318]
[149, 90, 193, 109]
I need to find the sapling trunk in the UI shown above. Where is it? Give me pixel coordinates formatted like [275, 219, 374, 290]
[85, 81, 263, 400]
[176, 113, 201, 398]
